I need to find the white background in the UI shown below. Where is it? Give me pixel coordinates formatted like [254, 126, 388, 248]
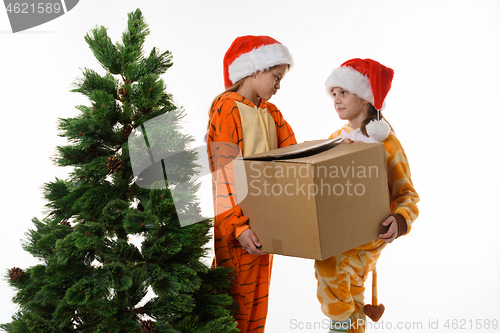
[1, 1, 500, 332]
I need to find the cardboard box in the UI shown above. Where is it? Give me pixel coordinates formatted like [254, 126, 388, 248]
[233, 139, 390, 260]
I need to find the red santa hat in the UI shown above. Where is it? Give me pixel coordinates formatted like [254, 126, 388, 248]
[325, 58, 394, 141]
[223, 35, 294, 89]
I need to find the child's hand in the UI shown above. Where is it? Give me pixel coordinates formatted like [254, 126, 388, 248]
[379, 216, 398, 243]
[237, 228, 266, 255]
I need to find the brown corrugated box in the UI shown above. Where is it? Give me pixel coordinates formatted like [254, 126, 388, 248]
[233, 139, 390, 260]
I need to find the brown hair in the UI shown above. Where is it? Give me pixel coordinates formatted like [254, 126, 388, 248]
[360, 103, 395, 137]
[206, 79, 246, 130]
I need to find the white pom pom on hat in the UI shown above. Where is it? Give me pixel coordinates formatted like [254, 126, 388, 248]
[366, 119, 391, 142]
[325, 58, 394, 142]
[223, 35, 294, 89]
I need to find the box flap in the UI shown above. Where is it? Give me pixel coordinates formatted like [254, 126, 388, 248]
[287, 141, 385, 165]
[241, 138, 342, 161]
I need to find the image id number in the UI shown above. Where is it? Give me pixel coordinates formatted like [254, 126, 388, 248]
[444, 319, 498, 330]
[6, 3, 62, 14]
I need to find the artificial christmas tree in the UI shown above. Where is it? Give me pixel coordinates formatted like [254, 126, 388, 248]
[1, 9, 238, 333]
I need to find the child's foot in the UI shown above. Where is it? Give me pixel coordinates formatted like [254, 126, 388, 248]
[328, 318, 350, 332]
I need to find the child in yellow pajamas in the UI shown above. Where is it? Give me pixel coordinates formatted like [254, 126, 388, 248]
[315, 58, 419, 333]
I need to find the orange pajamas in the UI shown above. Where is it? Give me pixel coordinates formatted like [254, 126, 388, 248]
[207, 92, 296, 332]
[315, 125, 419, 333]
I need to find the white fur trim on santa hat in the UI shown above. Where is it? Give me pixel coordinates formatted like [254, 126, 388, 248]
[366, 119, 391, 142]
[325, 66, 374, 105]
[228, 43, 293, 84]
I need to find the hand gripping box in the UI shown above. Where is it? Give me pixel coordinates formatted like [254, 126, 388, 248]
[233, 139, 390, 260]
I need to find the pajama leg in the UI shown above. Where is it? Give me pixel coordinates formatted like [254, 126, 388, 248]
[315, 254, 357, 321]
[350, 291, 366, 333]
[315, 242, 386, 332]
[230, 251, 273, 333]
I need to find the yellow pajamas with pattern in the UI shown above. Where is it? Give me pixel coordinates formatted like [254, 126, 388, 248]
[315, 125, 419, 333]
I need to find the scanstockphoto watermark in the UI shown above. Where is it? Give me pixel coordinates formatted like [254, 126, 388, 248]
[290, 318, 423, 330]
[128, 116, 381, 227]
[289, 318, 500, 331]
[245, 160, 380, 200]
[289, 318, 369, 331]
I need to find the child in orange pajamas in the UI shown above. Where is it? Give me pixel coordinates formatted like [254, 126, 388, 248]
[206, 35, 296, 333]
[315, 58, 419, 333]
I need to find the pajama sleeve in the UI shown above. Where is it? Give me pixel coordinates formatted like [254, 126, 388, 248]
[266, 102, 297, 148]
[384, 133, 419, 236]
[207, 99, 249, 240]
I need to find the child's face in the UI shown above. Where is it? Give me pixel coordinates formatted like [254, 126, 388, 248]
[330, 87, 369, 125]
[252, 64, 288, 102]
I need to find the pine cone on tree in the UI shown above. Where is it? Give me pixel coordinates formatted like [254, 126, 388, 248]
[9, 267, 24, 282]
[106, 156, 122, 172]
[118, 87, 129, 97]
[140, 320, 156, 333]
[122, 125, 134, 139]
